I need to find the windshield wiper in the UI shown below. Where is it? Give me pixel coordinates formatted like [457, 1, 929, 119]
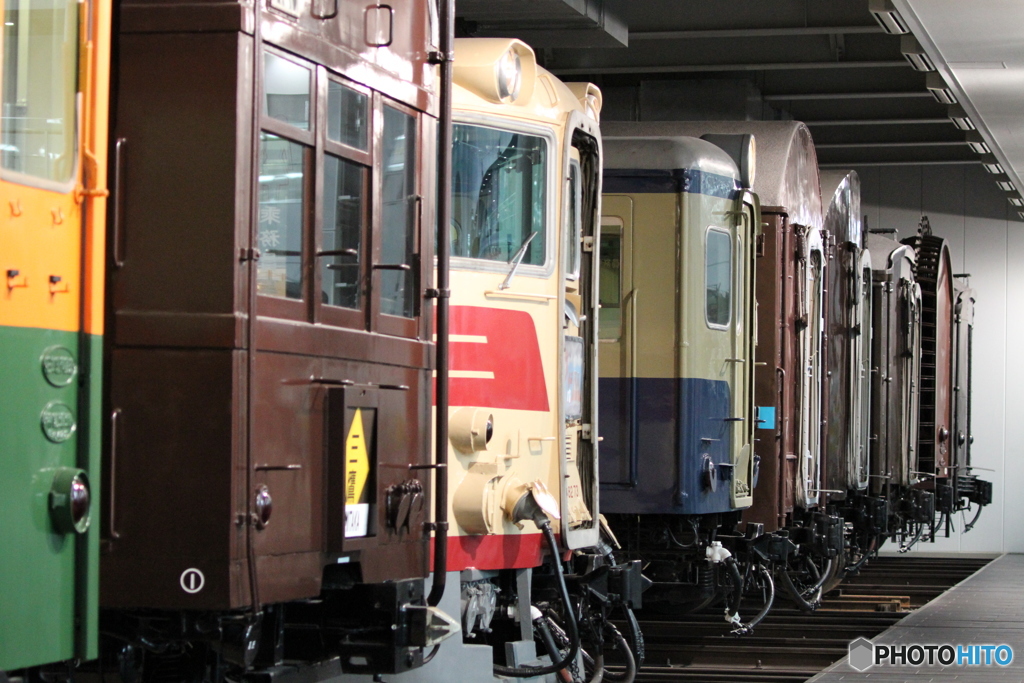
[499, 231, 538, 290]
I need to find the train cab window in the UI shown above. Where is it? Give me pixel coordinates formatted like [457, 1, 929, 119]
[264, 51, 311, 130]
[705, 228, 732, 329]
[566, 159, 582, 280]
[327, 81, 368, 150]
[599, 231, 622, 339]
[257, 133, 306, 299]
[379, 106, 417, 319]
[321, 155, 364, 309]
[1, 0, 78, 183]
[450, 123, 547, 267]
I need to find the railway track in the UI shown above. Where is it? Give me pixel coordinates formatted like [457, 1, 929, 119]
[616, 556, 992, 683]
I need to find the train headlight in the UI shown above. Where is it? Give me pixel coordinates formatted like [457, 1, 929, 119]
[496, 48, 522, 102]
[450, 407, 494, 454]
[701, 133, 756, 190]
[49, 468, 91, 535]
[255, 485, 273, 530]
[453, 38, 536, 105]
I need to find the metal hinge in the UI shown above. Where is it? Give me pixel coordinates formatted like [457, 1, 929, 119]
[239, 248, 261, 262]
[582, 236, 595, 253]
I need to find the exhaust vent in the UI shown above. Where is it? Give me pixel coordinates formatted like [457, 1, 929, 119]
[869, 0, 910, 34]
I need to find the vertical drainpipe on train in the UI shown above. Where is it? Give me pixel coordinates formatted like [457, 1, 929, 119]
[427, 0, 455, 608]
[245, 0, 264, 618]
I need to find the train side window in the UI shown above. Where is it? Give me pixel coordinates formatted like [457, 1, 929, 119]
[379, 105, 417, 319]
[257, 133, 307, 300]
[705, 227, 732, 329]
[599, 231, 622, 339]
[321, 154, 365, 309]
[264, 51, 311, 130]
[450, 123, 547, 269]
[327, 81, 368, 150]
[1, 0, 79, 184]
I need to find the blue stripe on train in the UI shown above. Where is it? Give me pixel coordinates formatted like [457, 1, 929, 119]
[603, 168, 740, 198]
[598, 376, 741, 515]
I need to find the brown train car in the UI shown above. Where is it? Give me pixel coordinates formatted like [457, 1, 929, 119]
[902, 220, 955, 485]
[898, 219, 990, 539]
[865, 231, 931, 549]
[820, 170, 872, 499]
[102, 0, 447, 674]
[819, 171, 887, 574]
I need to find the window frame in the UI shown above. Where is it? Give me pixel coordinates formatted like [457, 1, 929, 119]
[372, 96, 424, 339]
[704, 225, 733, 331]
[255, 43, 427, 342]
[447, 113, 557, 280]
[597, 222, 623, 341]
[316, 71, 373, 330]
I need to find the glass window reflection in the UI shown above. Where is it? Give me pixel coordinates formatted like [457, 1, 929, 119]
[258, 133, 305, 299]
[379, 106, 417, 319]
[1, 0, 79, 182]
[706, 228, 732, 328]
[264, 51, 311, 130]
[451, 123, 547, 266]
[598, 232, 621, 339]
[327, 81, 368, 150]
[322, 154, 364, 309]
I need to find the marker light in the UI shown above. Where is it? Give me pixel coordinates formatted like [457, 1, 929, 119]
[50, 468, 91, 534]
[255, 485, 273, 529]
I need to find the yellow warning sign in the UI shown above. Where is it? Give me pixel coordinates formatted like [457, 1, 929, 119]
[345, 409, 370, 505]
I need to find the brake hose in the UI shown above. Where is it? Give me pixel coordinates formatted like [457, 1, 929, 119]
[493, 520, 581, 678]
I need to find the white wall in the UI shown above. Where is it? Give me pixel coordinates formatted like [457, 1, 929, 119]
[852, 163, 1020, 553]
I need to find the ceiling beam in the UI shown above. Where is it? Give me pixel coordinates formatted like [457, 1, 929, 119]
[805, 118, 950, 126]
[764, 91, 932, 101]
[631, 25, 881, 40]
[819, 160, 981, 167]
[551, 60, 908, 75]
[816, 141, 968, 149]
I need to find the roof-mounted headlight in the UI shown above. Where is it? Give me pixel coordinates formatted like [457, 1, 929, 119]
[453, 38, 536, 105]
[701, 133, 757, 190]
[497, 48, 522, 102]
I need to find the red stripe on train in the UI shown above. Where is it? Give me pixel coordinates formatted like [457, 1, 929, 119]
[439, 533, 546, 571]
[436, 306, 549, 412]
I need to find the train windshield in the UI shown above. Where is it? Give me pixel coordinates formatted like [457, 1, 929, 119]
[450, 123, 547, 266]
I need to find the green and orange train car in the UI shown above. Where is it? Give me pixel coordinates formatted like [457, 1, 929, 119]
[0, 0, 111, 672]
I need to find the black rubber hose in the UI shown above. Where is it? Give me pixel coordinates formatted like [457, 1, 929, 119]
[493, 521, 581, 678]
[731, 565, 775, 636]
[800, 557, 832, 600]
[845, 535, 878, 575]
[964, 504, 984, 532]
[601, 627, 637, 683]
[623, 607, 644, 670]
[777, 565, 818, 613]
[724, 557, 744, 620]
[899, 523, 924, 553]
[587, 655, 605, 683]
[536, 619, 571, 683]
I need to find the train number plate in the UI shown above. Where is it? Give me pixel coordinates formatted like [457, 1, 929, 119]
[345, 503, 369, 537]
